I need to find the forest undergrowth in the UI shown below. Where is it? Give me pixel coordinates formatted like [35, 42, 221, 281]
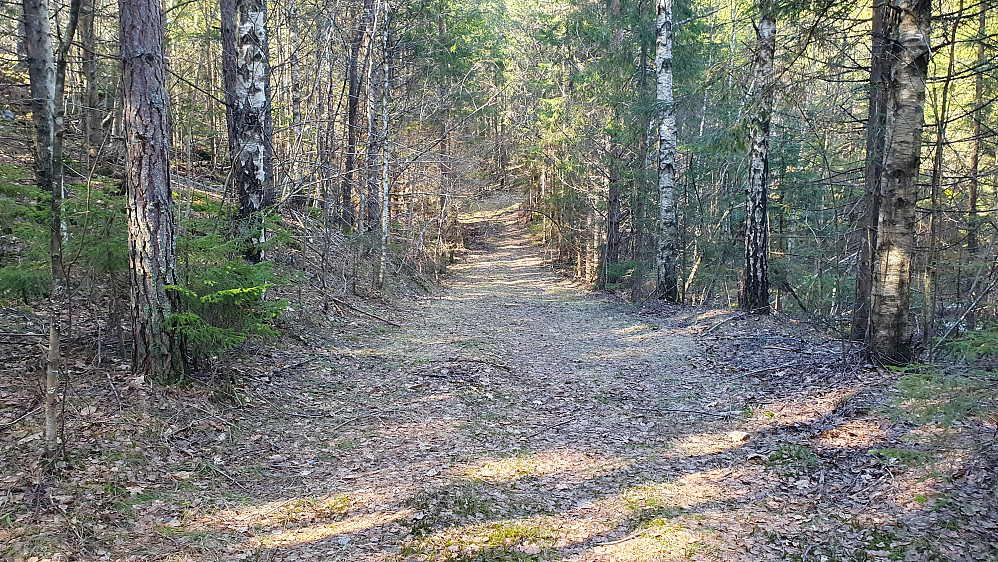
[2, 208, 997, 561]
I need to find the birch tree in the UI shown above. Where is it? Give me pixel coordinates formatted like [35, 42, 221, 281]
[22, 0, 80, 457]
[869, 0, 931, 363]
[741, 0, 776, 314]
[222, 0, 275, 261]
[655, 0, 679, 301]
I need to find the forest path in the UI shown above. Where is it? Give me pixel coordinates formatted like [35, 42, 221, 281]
[195, 204, 759, 561]
[197, 205, 739, 561]
[177, 204, 967, 561]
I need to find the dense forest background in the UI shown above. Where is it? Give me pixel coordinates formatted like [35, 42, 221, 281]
[1, 0, 997, 437]
[2, 0, 996, 356]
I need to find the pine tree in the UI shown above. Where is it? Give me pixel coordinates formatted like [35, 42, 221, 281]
[119, 0, 180, 378]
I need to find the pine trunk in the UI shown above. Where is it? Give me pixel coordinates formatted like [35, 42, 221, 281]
[869, 0, 931, 364]
[655, 0, 679, 301]
[741, 0, 775, 314]
[119, 0, 180, 378]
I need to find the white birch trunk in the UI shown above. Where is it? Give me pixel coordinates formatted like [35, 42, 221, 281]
[741, 0, 775, 314]
[655, 0, 679, 301]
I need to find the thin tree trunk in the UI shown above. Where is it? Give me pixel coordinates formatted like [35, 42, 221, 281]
[343, 0, 374, 231]
[379, 13, 391, 287]
[23, 0, 80, 458]
[741, 0, 775, 314]
[286, 0, 303, 207]
[120, 0, 180, 378]
[366, 7, 382, 231]
[23, 0, 60, 458]
[851, 0, 897, 340]
[869, 0, 931, 364]
[924, 1, 961, 348]
[220, 0, 237, 153]
[80, 0, 101, 168]
[655, 0, 679, 301]
[966, 2, 984, 328]
[605, 160, 622, 269]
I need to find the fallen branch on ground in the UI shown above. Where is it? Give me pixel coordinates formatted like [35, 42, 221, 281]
[732, 361, 797, 379]
[328, 296, 402, 327]
[704, 313, 746, 334]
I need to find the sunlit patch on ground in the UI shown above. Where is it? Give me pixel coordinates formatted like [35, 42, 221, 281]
[459, 449, 623, 484]
[817, 418, 887, 449]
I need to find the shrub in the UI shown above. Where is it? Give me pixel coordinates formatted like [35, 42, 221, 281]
[166, 258, 286, 375]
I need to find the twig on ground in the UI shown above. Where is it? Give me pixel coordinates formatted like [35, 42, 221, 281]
[0, 406, 42, 429]
[252, 389, 341, 419]
[416, 372, 451, 379]
[106, 372, 123, 411]
[263, 356, 321, 378]
[330, 414, 375, 432]
[524, 419, 571, 439]
[704, 313, 746, 334]
[599, 528, 648, 546]
[733, 361, 797, 379]
[328, 296, 402, 327]
[190, 405, 236, 427]
[439, 357, 511, 371]
[655, 408, 742, 418]
[202, 461, 248, 491]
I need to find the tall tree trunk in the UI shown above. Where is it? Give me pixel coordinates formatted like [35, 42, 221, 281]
[220, 0, 237, 153]
[120, 0, 180, 378]
[741, 0, 775, 314]
[23, 0, 79, 458]
[924, 1, 961, 348]
[366, 9, 382, 231]
[225, 0, 274, 261]
[80, 0, 101, 167]
[851, 0, 897, 340]
[23, 0, 60, 458]
[343, 0, 374, 231]
[968, 2, 984, 253]
[286, 0, 303, 207]
[378, 16, 391, 286]
[605, 159, 622, 269]
[966, 2, 984, 328]
[655, 0, 679, 301]
[869, 0, 931, 364]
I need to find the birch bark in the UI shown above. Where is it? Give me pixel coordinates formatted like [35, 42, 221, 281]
[655, 0, 679, 301]
[741, 0, 775, 314]
[870, 0, 931, 363]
